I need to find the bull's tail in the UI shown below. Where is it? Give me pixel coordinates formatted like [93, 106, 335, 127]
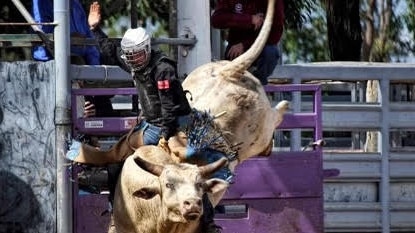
[218, 0, 276, 80]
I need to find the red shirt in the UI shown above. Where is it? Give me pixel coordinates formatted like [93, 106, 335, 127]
[211, 0, 284, 50]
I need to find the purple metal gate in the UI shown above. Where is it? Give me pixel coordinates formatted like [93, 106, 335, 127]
[216, 84, 323, 233]
[71, 84, 323, 233]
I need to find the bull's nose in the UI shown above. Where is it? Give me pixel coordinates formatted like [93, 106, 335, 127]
[183, 198, 203, 221]
[183, 198, 202, 210]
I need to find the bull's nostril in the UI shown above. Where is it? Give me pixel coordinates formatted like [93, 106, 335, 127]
[184, 201, 191, 207]
[197, 199, 202, 206]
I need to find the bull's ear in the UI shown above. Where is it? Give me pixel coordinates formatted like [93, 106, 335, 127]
[205, 178, 229, 207]
[133, 187, 160, 200]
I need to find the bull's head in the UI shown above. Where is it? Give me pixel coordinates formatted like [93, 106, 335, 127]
[133, 156, 229, 222]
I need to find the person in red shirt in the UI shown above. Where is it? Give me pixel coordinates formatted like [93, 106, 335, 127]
[211, 0, 284, 85]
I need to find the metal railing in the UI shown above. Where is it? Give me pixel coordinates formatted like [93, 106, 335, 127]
[270, 61, 415, 233]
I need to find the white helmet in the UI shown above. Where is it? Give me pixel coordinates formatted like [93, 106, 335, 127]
[120, 27, 152, 71]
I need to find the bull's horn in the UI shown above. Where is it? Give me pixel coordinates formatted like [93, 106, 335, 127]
[134, 155, 164, 177]
[218, 0, 276, 80]
[199, 157, 228, 178]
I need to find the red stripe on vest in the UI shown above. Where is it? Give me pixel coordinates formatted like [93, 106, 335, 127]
[157, 80, 170, 90]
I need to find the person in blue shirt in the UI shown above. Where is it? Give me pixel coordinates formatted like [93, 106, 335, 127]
[32, 0, 100, 65]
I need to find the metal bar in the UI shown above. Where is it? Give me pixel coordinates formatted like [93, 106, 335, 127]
[0, 34, 195, 48]
[291, 78, 302, 150]
[314, 84, 323, 153]
[131, 0, 138, 28]
[10, 0, 42, 32]
[275, 62, 415, 81]
[152, 37, 197, 46]
[277, 113, 317, 129]
[72, 87, 137, 96]
[265, 83, 320, 92]
[0, 22, 57, 26]
[0, 34, 96, 44]
[0, 34, 53, 41]
[379, 79, 391, 233]
[54, 1, 72, 233]
[74, 117, 138, 135]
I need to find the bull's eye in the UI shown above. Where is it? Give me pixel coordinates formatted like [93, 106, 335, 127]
[166, 183, 175, 189]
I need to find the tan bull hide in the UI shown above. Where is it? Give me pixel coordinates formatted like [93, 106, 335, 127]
[112, 146, 229, 233]
[181, 0, 288, 172]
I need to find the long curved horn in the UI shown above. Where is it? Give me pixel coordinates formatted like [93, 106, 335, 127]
[199, 157, 228, 178]
[134, 155, 164, 177]
[218, 0, 276, 80]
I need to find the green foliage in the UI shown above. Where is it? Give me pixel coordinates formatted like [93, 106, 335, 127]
[283, 0, 318, 30]
[405, 1, 415, 35]
[282, 5, 329, 63]
[403, 0, 415, 54]
[80, 0, 170, 37]
[360, 0, 412, 62]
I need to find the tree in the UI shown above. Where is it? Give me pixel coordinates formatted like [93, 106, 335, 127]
[325, 0, 362, 61]
[283, 11, 329, 63]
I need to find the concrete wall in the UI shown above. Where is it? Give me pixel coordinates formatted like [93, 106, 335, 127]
[0, 61, 56, 233]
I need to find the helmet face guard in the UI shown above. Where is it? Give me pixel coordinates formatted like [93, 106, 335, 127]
[121, 28, 152, 71]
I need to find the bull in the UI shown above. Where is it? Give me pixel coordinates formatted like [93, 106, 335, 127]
[181, 0, 287, 171]
[111, 145, 229, 233]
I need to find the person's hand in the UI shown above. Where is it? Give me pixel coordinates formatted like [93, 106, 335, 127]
[158, 137, 171, 154]
[251, 13, 264, 31]
[227, 43, 244, 60]
[83, 101, 96, 118]
[88, 1, 101, 30]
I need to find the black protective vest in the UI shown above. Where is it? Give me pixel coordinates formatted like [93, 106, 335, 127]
[133, 51, 191, 127]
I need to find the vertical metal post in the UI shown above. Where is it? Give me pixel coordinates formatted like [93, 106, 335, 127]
[54, 1, 72, 233]
[177, 0, 211, 77]
[314, 85, 323, 147]
[211, 28, 222, 61]
[379, 79, 391, 233]
[351, 83, 359, 149]
[131, 0, 138, 28]
[291, 77, 301, 150]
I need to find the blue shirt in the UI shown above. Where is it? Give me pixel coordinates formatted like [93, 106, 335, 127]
[32, 0, 100, 64]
